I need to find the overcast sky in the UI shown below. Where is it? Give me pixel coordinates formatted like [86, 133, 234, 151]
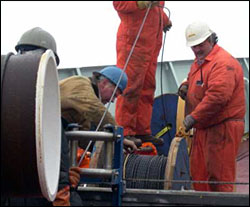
[1, 1, 249, 69]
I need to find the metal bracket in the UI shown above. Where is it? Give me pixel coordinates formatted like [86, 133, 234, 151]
[67, 124, 124, 206]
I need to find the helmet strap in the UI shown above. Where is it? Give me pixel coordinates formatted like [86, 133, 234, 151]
[98, 90, 102, 103]
[97, 81, 103, 103]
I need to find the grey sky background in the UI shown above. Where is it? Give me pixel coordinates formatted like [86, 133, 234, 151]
[1, 1, 249, 68]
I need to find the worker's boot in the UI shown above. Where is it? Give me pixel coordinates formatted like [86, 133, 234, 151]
[135, 135, 164, 146]
[124, 136, 142, 148]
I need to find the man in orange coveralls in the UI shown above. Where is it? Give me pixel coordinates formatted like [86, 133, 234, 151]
[178, 21, 246, 192]
[113, 1, 172, 146]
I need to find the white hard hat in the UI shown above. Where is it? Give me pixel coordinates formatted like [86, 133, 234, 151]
[185, 21, 213, 47]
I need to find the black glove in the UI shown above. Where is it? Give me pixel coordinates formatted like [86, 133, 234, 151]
[163, 21, 172, 33]
[178, 84, 188, 100]
[183, 115, 196, 132]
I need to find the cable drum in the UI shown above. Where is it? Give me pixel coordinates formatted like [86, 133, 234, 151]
[123, 137, 191, 190]
[1, 50, 61, 201]
[124, 154, 167, 189]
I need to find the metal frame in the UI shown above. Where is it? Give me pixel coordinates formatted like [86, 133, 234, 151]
[66, 125, 124, 206]
[77, 187, 249, 206]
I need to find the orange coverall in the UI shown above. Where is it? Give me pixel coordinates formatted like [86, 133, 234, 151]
[77, 148, 90, 168]
[113, 1, 170, 136]
[181, 44, 246, 191]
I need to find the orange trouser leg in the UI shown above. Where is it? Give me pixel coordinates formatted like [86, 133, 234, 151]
[115, 49, 151, 136]
[115, 40, 161, 136]
[205, 121, 244, 192]
[190, 129, 210, 191]
[135, 40, 162, 135]
[191, 121, 244, 192]
[135, 60, 157, 135]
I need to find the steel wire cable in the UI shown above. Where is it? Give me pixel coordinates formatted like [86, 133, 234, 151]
[124, 178, 249, 186]
[124, 154, 168, 189]
[236, 151, 249, 161]
[137, 155, 149, 188]
[145, 155, 155, 189]
[126, 154, 137, 183]
[158, 4, 172, 141]
[151, 156, 161, 189]
[148, 156, 159, 189]
[78, 4, 153, 166]
[126, 154, 139, 188]
[159, 4, 171, 125]
[123, 154, 249, 189]
[158, 155, 166, 188]
[132, 155, 141, 188]
[159, 155, 167, 188]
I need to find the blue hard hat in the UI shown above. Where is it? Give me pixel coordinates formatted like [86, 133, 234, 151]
[93, 66, 127, 93]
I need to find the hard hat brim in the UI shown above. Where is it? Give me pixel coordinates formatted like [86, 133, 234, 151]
[92, 71, 124, 94]
[186, 33, 212, 47]
[15, 44, 60, 66]
[93, 71, 101, 78]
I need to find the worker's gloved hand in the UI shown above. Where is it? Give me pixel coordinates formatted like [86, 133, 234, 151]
[163, 20, 172, 33]
[137, 1, 159, 9]
[52, 186, 70, 206]
[178, 84, 188, 100]
[123, 138, 138, 153]
[183, 115, 196, 132]
[69, 167, 81, 188]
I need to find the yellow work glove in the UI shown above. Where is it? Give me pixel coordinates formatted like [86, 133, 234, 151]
[69, 166, 81, 188]
[52, 186, 70, 206]
[137, 1, 159, 9]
